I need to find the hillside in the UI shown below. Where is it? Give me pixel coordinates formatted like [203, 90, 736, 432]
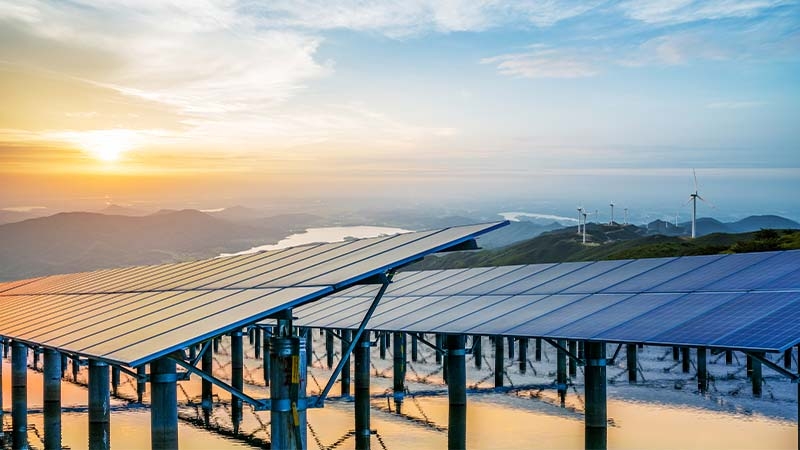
[408, 224, 800, 270]
[0, 210, 285, 281]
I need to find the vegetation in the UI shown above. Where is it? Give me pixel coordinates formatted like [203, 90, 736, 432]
[408, 226, 800, 270]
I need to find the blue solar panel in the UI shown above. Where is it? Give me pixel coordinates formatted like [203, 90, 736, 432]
[386, 269, 464, 296]
[649, 252, 777, 292]
[648, 291, 798, 347]
[411, 295, 513, 334]
[435, 294, 546, 333]
[769, 267, 800, 290]
[524, 260, 633, 294]
[504, 294, 633, 337]
[596, 292, 741, 343]
[428, 266, 525, 296]
[546, 293, 682, 340]
[376, 295, 486, 332]
[493, 262, 593, 295]
[604, 254, 725, 293]
[563, 257, 675, 294]
[408, 267, 496, 295]
[701, 250, 800, 291]
[460, 264, 555, 295]
[713, 294, 800, 351]
[467, 294, 585, 335]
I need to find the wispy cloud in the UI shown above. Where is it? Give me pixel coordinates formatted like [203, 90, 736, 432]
[481, 47, 598, 79]
[618, 0, 791, 25]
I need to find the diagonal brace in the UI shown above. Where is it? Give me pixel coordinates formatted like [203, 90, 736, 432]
[544, 338, 584, 366]
[413, 333, 446, 356]
[169, 355, 270, 410]
[745, 351, 799, 382]
[314, 274, 390, 408]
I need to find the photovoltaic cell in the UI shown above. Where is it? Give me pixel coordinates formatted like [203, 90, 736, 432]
[605, 254, 725, 293]
[467, 294, 585, 335]
[492, 262, 593, 295]
[428, 266, 526, 296]
[404, 267, 495, 296]
[701, 250, 800, 291]
[504, 294, 633, 337]
[460, 264, 555, 295]
[712, 296, 800, 351]
[648, 252, 776, 292]
[563, 257, 675, 294]
[523, 260, 633, 294]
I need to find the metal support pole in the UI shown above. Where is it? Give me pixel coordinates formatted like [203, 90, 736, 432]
[568, 341, 577, 377]
[557, 339, 567, 407]
[752, 352, 763, 398]
[33, 348, 40, 370]
[726, 350, 733, 365]
[747, 354, 754, 378]
[447, 335, 467, 450]
[355, 332, 371, 450]
[681, 347, 691, 373]
[578, 341, 585, 360]
[137, 366, 146, 403]
[254, 327, 262, 359]
[411, 334, 418, 362]
[60, 354, 68, 379]
[111, 366, 120, 396]
[305, 328, 313, 368]
[88, 359, 110, 450]
[379, 332, 387, 360]
[12, 342, 27, 450]
[435, 334, 443, 365]
[213, 337, 220, 354]
[627, 344, 637, 383]
[584, 342, 607, 450]
[0, 339, 3, 439]
[150, 358, 178, 450]
[535, 338, 542, 362]
[697, 347, 708, 393]
[785, 348, 793, 370]
[518, 338, 528, 374]
[269, 328, 307, 449]
[249, 327, 255, 346]
[494, 335, 504, 388]
[265, 327, 273, 386]
[326, 330, 335, 369]
[72, 356, 80, 382]
[231, 330, 243, 434]
[44, 349, 62, 450]
[507, 336, 515, 358]
[672, 346, 680, 361]
[393, 332, 406, 411]
[341, 329, 352, 397]
[474, 335, 482, 370]
[202, 344, 213, 427]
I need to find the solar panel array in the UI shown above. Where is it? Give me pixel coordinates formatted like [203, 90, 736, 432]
[0, 222, 506, 366]
[294, 250, 800, 352]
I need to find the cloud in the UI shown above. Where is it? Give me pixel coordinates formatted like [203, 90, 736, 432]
[481, 47, 598, 79]
[619, 0, 790, 25]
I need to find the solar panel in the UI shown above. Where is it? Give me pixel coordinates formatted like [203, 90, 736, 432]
[712, 294, 800, 351]
[460, 264, 555, 295]
[504, 294, 634, 337]
[563, 257, 675, 294]
[426, 266, 525, 296]
[493, 262, 593, 295]
[523, 260, 633, 294]
[467, 294, 585, 335]
[401, 267, 495, 296]
[0, 221, 506, 366]
[604, 254, 725, 293]
[648, 252, 777, 292]
[701, 250, 800, 291]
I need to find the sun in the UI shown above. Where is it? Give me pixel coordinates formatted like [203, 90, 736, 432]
[64, 129, 139, 163]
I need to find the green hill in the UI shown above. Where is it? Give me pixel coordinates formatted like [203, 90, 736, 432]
[408, 225, 800, 270]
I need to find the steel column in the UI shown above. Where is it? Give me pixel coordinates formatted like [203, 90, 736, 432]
[697, 347, 708, 393]
[341, 329, 352, 397]
[435, 334, 443, 365]
[681, 347, 691, 373]
[111, 367, 120, 396]
[12, 342, 28, 450]
[355, 333, 371, 450]
[494, 335, 504, 388]
[752, 352, 763, 398]
[726, 350, 733, 365]
[269, 333, 307, 450]
[136, 366, 146, 403]
[43, 349, 62, 450]
[568, 341, 577, 377]
[557, 339, 567, 406]
[627, 344, 637, 383]
[150, 358, 178, 450]
[265, 327, 273, 385]
[88, 359, 110, 450]
[231, 330, 244, 434]
[584, 342, 607, 450]
[535, 338, 542, 362]
[393, 332, 406, 411]
[380, 333, 387, 360]
[786, 348, 793, 370]
[447, 335, 467, 450]
[305, 328, 313, 368]
[326, 330, 335, 368]
[202, 344, 213, 426]
[518, 338, 528, 373]
[411, 334, 418, 362]
[474, 335, 482, 370]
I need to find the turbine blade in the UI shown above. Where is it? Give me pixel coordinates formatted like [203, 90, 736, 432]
[693, 168, 698, 191]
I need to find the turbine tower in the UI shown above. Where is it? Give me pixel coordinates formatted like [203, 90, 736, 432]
[623, 208, 628, 225]
[577, 206, 583, 234]
[687, 169, 714, 238]
[609, 202, 615, 225]
[582, 212, 588, 244]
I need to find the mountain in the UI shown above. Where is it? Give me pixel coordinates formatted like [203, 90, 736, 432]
[98, 204, 149, 216]
[206, 205, 267, 222]
[0, 210, 284, 281]
[477, 220, 566, 249]
[728, 215, 800, 233]
[408, 223, 800, 270]
[647, 215, 800, 237]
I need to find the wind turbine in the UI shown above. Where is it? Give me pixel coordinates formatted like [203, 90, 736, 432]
[623, 208, 628, 225]
[609, 202, 615, 225]
[577, 206, 584, 234]
[582, 212, 588, 244]
[686, 169, 714, 238]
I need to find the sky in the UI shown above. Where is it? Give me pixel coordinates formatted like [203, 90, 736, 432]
[0, 1, 799, 219]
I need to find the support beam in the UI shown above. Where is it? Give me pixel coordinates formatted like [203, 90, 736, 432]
[231, 330, 244, 434]
[150, 358, 178, 450]
[626, 344, 637, 384]
[88, 359, 110, 450]
[355, 332, 371, 450]
[12, 342, 27, 450]
[747, 354, 754, 378]
[681, 347, 691, 373]
[60, 354, 68, 379]
[672, 346, 680, 361]
[447, 335, 467, 450]
[473, 335, 482, 370]
[326, 330, 335, 369]
[435, 334, 443, 365]
[557, 339, 567, 407]
[72, 356, 80, 382]
[568, 341, 577, 377]
[584, 342, 607, 450]
[265, 327, 273, 385]
[752, 352, 763, 398]
[726, 350, 733, 365]
[202, 344, 213, 427]
[269, 324, 307, 450]
[518, 338, 528, 374]
[379, 332, 387, 360]
[254, 327, 262, 359]
[411, 334, 418, 363]
[535, 338, 542, 362]
[136, 366, 146, 403]
[341, 329, 352, 397]
[785, 348, 793, 370]
[507, 336, 515, 359]
[494, 335, 504, 388]
[697, 347, 708, 393]
[43, 349, 62, 450]
[393, 332, 406, 411]
[111, 367, 120, 396]
[305, 327, 313, 368]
